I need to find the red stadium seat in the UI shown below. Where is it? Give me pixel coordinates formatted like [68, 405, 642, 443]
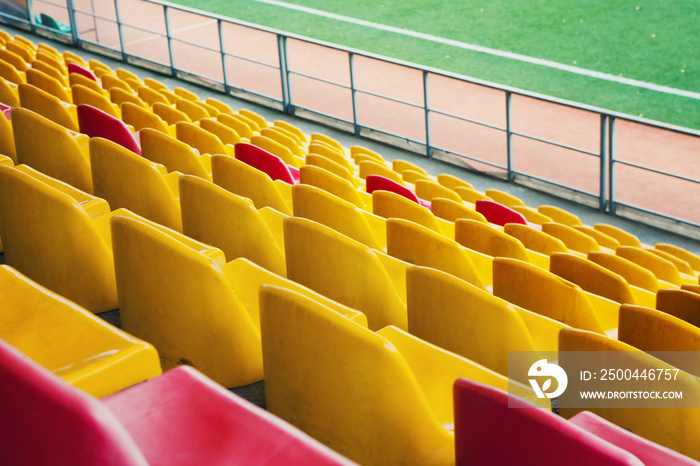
[454, 378, 645, 466]
[77, 104, 142, 155]
[569, 411, 699, 466]
[475, 199, 537, 228]
[67, 62, 98, 82]
[365, 174, 431, 209]
[104, 365, 358, 465]
[234, 142, 299, 184]
[0, 102, 11, 119]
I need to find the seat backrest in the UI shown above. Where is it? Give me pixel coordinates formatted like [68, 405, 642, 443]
[292, 184, 383, 250]
[0, 58, 24, 84]
[137, 85, 169, 106]
[358, 160, 403, 183]
[538, 205, 583, 226]
[78, 104, 142, 155]
[139, 128, 209, 178]
[11, 107, 92, 192]
[493, 257, 606, 333]
[594, 223, 642, 248]
[111, 215, 262, 387]
[542, 222, 601, 254]
[67, 62, 98, 81]
[234, 142, 295, 184]
[308, 142, 353, 171]
[176, 121, 227, 156]
[392, 159, 426, 175]
[175, 99, 209, 121]
[259, 285, 452, 466]
[299, 165, 366, 209]
[283, 216, 407, 330]
[647, 248, 694, 275]
[574, 225, 621, 250]
[0, 103, 16, 163]
[263, 127, 303, 156]
[454, 378, 645, 466]
[617, 246, 682, 286]
[180, 175, 286, 276]
[550, 253, 635, 304]
[366, 175, 420, 203]
[211, 154, 291, 214]
[454, 186, 492, 203]
[387, 218, 484, 289]
[153, 101, 192, 125]
[455, 219, 530, 261]
[484, 189, 526, 207]
[71, 83, 119, 117]
[414, 179, 462, 203]
[199, 118, 241, 146]
[655, 243, 700, 272]
[0, 75, 19, 107]
[350, 145, 384, 162]
[90, 137, 181, 231]
[109, 87, 146, 108]
[436, 173, 472, 190]
[121, 102, 170, 134]
[0, 165, 116, 311]
[18, 82, 78, 131]
[372, 189, 440, 232]
[588, 251, 660, 293]
[431, 197, 487, 223]
[217, 113, 253, 139]
[0, 338, 148, 466]
[69, 71, 103, 94]
[305, 153, 357, 186]
[513, 205, 554, 225]
[656, 289, 700, 328]
[475, 199, 528, 226]
[250, 134, 297, 166]
[26, 68, 71, 103]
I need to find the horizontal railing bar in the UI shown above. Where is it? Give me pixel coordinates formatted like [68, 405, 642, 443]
[613, 159, 700, 185]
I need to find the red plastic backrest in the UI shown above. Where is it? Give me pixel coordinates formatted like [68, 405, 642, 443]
[234, 142, 297, 185]
[475, 199, 528, 226]
[77, 104, 142, 155]
[365, 174, 420, 204]
[453, 378, 644, 466]
[0, 338, 147, 465]
[67, 62, 98, 82]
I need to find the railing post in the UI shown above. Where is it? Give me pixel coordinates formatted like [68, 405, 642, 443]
[608, 116, 616, 216]
[277, 35, 292, 114]
[65, 0, 80, 46]
[349, 52, 360, 136]
[163, 5, 176, 76]
[423, 70, 432, 158]
[505, 91, 514, 181]
[599, 114, 608, 212]
[113, 0, 126, 59]
[217, 19, 228, 92]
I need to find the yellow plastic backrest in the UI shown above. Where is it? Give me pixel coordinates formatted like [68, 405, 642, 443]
[431, 197, 487, 223]
[618, 304, 700, 375]
[250, 134, 296, 166]
[298, 164, 366, 209]
[211, 155, 291, 214]
[109, 86, 145, 108]
[69, 72, 103, 93]
[274, 120, 306, 142]
[647, 248, 694, 275]
[90, 137, 182, 231]
[402, 169, 430, 184]
[115, 68, 141, 83]
[0, 264, 161, 397]
[26, 68, 71, 103]
[111, 214, 261, 387]
[550, 252, 635, 304]
[292, 184, 383, 250]
[388, 218, 484, 289]
[0, 165, 116, 311]
[175, 121, 227, 156]
[392, 159, 426, 175]
[217, 113, 253, 139]
[574, 225, 620, 250]
[310, 132, 343, 153]
[11, 107, 91, 192]
[139, 128, 209, 178]
[503, 224, 566, 257]
[350, 145, 384, 162]
[144, 77, 168, 91]
[205, 97, 233, 114]
[0, 75, 19, 107]
[101, 74, 130, 92]
[152, 101, 192, 125]
[407, 266, 537, 377]
[617, 246, 681, 286]
[120, 102, 168, 134]
[436, 173, 473, 191]
[0, 49, 27, 71]
[372, 190, 441, 233]
[588, 251, 660, 293]
[454, 186, 492, 203]
[261, 127, 302, 156]
[173, 86, 199, 101]
[558, 327, 700, 460]
[0, 59, 24, 84]
[5, 42, 32, 63]
[414, 179, 462, 203]
[180, 175, 286, 276]
[655, 243, 700, 272]
[493, 257, 606, 333]
[512, 206, 553, 225]
[18, 83, 78, 131]
[31, 60, 65, 84]
[175, 98, 209, 121]
[0, 154, 13, 166]
[656, 289, 700, 328]
[359, 160, 403, 183]
[542, 222, 600, 254]
[308, 142, 352, 171]
[283, 216, 407, 330]
[484, 189, 526, 207]
[199, 118, 241, 146]
[538, 205, 582, 226]
[137, 85, 169, 106]
[234, 112, 261, 131]
[71, 84, 118, 118]
[0, 109, 16, 163]
[455, 219, 530, 261]
[304, 153, 357, 186]
[259, 285, 453, 466]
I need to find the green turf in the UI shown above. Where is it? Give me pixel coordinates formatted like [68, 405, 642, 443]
[168, 0, 700, 130]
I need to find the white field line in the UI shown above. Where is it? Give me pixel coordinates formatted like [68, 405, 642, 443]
[253, 0, 700, 101]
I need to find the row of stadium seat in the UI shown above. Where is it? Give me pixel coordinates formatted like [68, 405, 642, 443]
[1, 27, 700, 464]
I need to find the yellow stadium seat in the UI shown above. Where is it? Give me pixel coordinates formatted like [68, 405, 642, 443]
[538, 205, 583, 226]
[542, 222, 601, 254]
[101, 74, 131, 93]
[493, 257, 617, 337]
[250, 134, 298, 167]
[37, 50, 66, 72]
[0, 165, 120, 311]
[109, 86, 146, 108]
[0, 58, 24, 84]
[431, 197, 488, 223]
[414, 179, 462, 203]
[175, 121, 233, 156]
[304, 153, 359, 187]
[350, 145, 384, 163]
[205, 97, 233, 114]
[5, 42, 32, 63]
[392, 159, 427, 176]
[120, 102, 171, 134]
[199, 118, 241, 146]
[144, 77, 168, 91]
[0, 108, 16, 163]
[574, 225, 620, 250]
[310, 132, 343, 153]
[454, 186, 492, 203]
[89, 137, 182, 231]
[308, 142, 353, 171]
[11, 107, 92, 192]
[618, 304, 700, 376]
[115, 67, 141, 84]
[71, 84, 120, 118]
[18, 83, 78, 131]
[69, 72, 104, 94]
[271, 124, 303, 146]
[503, 223, 567, 256]
[647, 247, 695, 276]
[436, 173, 473, 191]
[30, 60, 65, 85]
[386, 218, 487, 288]
[153, 101, 192, 125]
[175, 98, 209, 121]
[217, 113, 253, 139]
[655, 243, 700, 272]
[137, 85, 169, 106]
[484, 189, 526, 207]
[372, 190, 454, 238]
[299, 164, 370, 210]
[292, 184, 385, 250]
[588, 251, 663, 293]
[274, 120, 306, 142]
[262, 127, 303, 157]
[617, 246, 687, 286]
[172, 86, 198, 101]
[0, 49, 28, 72]
[558, 327, 700, 461]
[358, 160, 403, 183]
[406, 266, 567, 379]
[0, 75, 19, 107]
[403, 170, 430, 185]
[656, 289, 700, 328]
[140, 128, 210, 179]
[211, 154, 292, 214]
[26, 68, 71, 103]
[0, 264, 161, 398]
[180, 175, 286, 276]
[512, 206, 553, 225]
[284, 216, 407, 330]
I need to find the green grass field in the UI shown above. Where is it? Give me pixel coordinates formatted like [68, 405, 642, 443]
[170, 0, 700, 130]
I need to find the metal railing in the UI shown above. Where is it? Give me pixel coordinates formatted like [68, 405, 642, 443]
[4, 0, 700, 238]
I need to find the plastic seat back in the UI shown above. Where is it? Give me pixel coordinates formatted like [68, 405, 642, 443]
[235, 142, 296, 184]
[139, 127, 209, 178]
[90, 137, 181, 231]
[538, 205, 583, 226]
[0, 75, 19, 107]
[484, 188, 526, 207]
[617, 246, 682, 286]
[594, 223, 642, 247]
[69, 71, 103, 94]
[575, 225, 621, 250]
[250, 134, 297, 166]
[0, 103, 16, 162]
[121, 102, 170, 134]
[153, 101, 192, 125]
[358, 160, 403, 183]
[200, 118, 241, 146]
[67, 62, 98, 81]
[299, 164, 367, 209]
[542, 222, 600, 254]
[588, 251, 660, 293]
[18, 82, 78, 131]
[655, 243, 700, 272]
[455, 218, 530, 261]
[414, 179, 462, 203]
[137, 85, 169, 106]
[26, 68, 71, 103]
[217, 113, 254, 139]
[372, 189, 440, 232]
[78, 104, 141, 155]
[475, 199, 528, 226]
[656, 289, 700, 327]
[176, 121, 228, 156]
[0, 165, 116, 311]
[366, 175, 421, 204]
[305, 153, 358, 186]
[431, 197, 487, 223]
[71, 83, 119, 118]
[550, 252, 636, 304]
